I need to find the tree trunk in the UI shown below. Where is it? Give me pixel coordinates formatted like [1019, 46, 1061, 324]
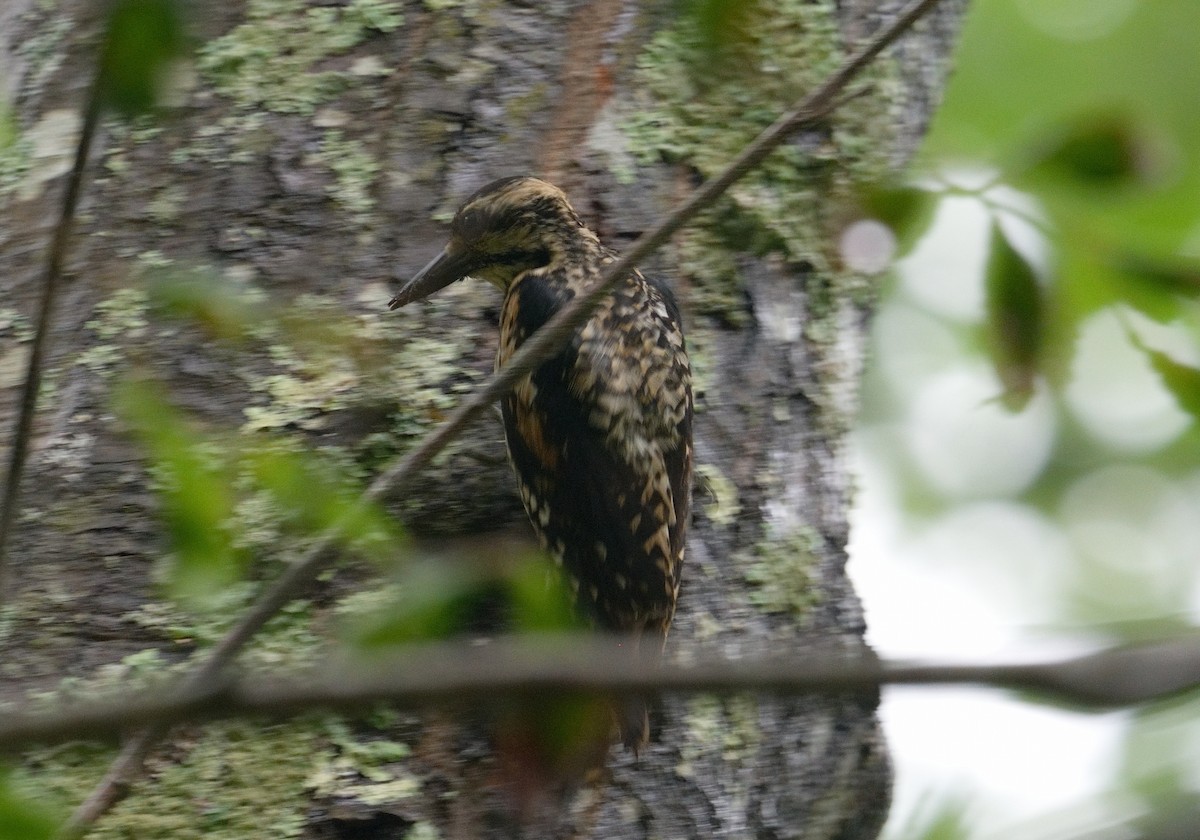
[0, 1, 968, 837]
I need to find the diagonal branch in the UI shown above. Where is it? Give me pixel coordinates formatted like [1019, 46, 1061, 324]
[61, 0, 949, 833]
[8, 634, 1200, 753]
[188, 0, 950, 700]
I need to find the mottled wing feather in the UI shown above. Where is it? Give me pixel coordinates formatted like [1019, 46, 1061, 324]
[662, 402, 691, 598]
[499, 270, 692, 645]
[505, 390, 673, 632]
[644, 272, 694, 602]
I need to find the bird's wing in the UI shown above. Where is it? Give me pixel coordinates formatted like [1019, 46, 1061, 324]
[504, 352, 678, 635]
[500, 271, 692, 636]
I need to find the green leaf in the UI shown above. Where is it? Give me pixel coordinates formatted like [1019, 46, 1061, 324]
[147, 271, 267, 344]
[245, 448, 402, 563]
[492, 690, 612, 782]
[98, 0, 188, 116]
[0, 771, 60, 840]
[685, 0, 756, 46]
[115, 379, 244, 603]
[118, 374, 405, 604]
[347, 553, 576, 647]
[507, 556, 580, 633]
[1024, 114, 1162, 188]
[1113, 252, 1200, 299]
[893, 797, 970, 840]
[984, 221, 1045, 411]
[1126, 331, 1200, 421]
[673, 0, 762, 69]
[347, 562, 485, 647]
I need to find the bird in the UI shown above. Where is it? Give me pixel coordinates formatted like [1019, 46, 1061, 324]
[389, 176, 693, 751]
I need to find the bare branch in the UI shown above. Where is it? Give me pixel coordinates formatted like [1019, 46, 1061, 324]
[7, 634, 1200, 754]
[0, 83, 103, 603]
[63, 0, 949, 830]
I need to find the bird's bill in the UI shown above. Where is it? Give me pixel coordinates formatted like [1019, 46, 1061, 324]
[388, 245, 475, 309]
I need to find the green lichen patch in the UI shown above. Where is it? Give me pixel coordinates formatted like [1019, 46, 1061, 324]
[695, 463, 740, 527]
[0, 307, 35, 388]
[146, 182, 188, 224]
[11, 651, 430, 839]
[167, 111, 268, 166]
[12, 9, 72, 105]
[87, 282, 153, 343]
[4, 11, 112, 197]
[505, 82, 550, 126]
[9, 649, 316, 836]
[673, 222, 746, 324]
[76, 287, 151, 376]
[677, 694, 761, 779]
[7, 107, 81, 203]
[624, 0, 899, 323]
[197, 0, 403, 115]
[16, 649, 183, 716]
[678, 319, 718, 413]
[0, 106, 32, 195]
[318, 129, 381, 228]
[406, 822, 442, 840]
[125, 584, 324, 671]
[15, 722, 318, 839]
[307, 717, 421, 807]
[743, 526, 822, 617]
[242, 291, 484, 473]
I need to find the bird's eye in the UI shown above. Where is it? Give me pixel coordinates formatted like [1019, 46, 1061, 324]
[455, 208, 488, 243]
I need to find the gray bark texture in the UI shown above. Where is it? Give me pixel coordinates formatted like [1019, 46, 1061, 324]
[0, 0, 967, 838]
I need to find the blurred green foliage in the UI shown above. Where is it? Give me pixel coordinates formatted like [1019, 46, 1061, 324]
[345, 556, 576, 648]
[673, 0, 763, 61]
[119, 271, 584, 650]
[872, 1, 1200, 418]
[146, 271, 267, 344]
[98, 0, 188, 116]
[863, 1, 1200, 838]
[116, 374, 407, 605]
[983, 221, 1044, 410]
[116, 378, 246, 602]
[0, 771, 56, 840]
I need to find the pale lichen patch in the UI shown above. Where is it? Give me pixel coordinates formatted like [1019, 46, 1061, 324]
[743, 526, 822, 618]
[622, 0, 900, 327]
[197, 0, 403, 115]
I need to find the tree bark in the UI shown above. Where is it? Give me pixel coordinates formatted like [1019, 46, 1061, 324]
[0, 1, 968, 837]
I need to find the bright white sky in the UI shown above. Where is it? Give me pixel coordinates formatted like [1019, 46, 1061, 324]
[848, 451, 1131, 838]
[845, 184, 1200, 839]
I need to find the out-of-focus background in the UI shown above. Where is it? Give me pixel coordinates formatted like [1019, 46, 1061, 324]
[850, 0, 1200, 836]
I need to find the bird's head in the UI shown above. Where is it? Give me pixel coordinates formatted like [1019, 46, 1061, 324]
[389, 176, 594, 309]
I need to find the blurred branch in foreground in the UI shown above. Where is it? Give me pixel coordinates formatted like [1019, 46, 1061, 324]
[3, 633, 1199, 753]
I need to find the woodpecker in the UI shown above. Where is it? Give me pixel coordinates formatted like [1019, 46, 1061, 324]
[390, 176, 693, 750]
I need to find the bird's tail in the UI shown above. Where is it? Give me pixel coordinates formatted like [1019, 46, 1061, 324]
[615, 624, 668, 754]
[616, 695, 650, 755]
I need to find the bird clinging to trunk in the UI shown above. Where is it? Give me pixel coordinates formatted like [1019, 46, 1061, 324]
[390, 176, 693, 751]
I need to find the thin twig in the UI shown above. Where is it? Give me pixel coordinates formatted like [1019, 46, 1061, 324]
[55, 724, 169, 838]
[63, 0, 948, 832]
[0, 82, 103, 604]
[8, 634, 1200, 753]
